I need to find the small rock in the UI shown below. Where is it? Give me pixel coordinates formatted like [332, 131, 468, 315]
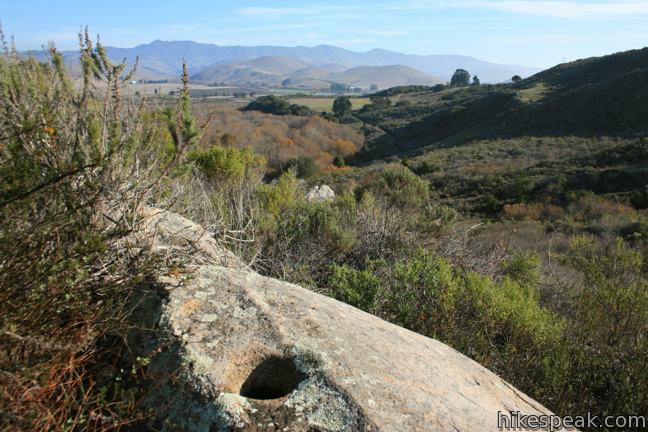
[306, 185, 335, 202]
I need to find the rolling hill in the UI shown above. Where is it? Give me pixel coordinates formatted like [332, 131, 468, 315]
[191, 58, 444, 89]
[350, 47, 648, 162]
[36, 40, 539, 85]
[327, 65, 443, 89]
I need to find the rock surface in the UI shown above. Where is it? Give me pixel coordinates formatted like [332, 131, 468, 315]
[139, 209, 567, 431]
[306, 185, 335, 202]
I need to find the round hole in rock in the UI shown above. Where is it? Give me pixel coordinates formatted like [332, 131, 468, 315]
[239, 356, 303, 400]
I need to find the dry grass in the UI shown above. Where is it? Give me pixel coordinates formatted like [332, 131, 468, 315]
[518, 83, 552, 103]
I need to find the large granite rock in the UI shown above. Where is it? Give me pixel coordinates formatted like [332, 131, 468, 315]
[138, 209, 566, 431]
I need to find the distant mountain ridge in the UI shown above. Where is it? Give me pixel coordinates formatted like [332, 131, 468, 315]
[192, 57, 445, 89]
[45, 40, 539, 85]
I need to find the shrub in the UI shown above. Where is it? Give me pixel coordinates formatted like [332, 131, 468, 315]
[455, 273, 567, 404]
[361, 96, 392, 112]
[195, 103, 363, 170]
[189, 146, 265, 184]
[0, 34, 195, 430]
[559, 237, 648, 418]
[183, 146, 267, 261]
[329, 264, 382, 312]
[395, 99, 412, 107]
[242, 95, 312, 116]
[631, 185, 648, 209]
[326, 250, 566, 405]
[281, 156, 319, 179]
[355, 166, 428, 210]
[503, 202, 545, 220]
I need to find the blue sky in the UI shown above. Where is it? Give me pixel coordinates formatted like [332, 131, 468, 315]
[2, 0, 648, 68]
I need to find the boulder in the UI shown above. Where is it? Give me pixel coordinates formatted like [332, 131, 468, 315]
[136, 209, 568, 431]
[306, 185, 335, 202]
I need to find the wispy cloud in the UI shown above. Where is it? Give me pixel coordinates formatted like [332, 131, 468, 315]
[399, 0, 648, 19]
[329, 37, 377, 45]
[476, 0, 648, 18]
[30, 27, 83, 49]
[237, 5, 353, 19]
[366, 30, 412, 36]
[482, 32, 590, 45]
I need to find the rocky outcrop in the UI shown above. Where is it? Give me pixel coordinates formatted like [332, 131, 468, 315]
[137, 209, 567, 431]
[306, 185, 335, 202]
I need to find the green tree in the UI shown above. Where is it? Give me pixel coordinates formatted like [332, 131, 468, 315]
[450, 69, 471, 87]
[332, 96, 352, 118]
[512, 75, 522, 83]
[243, 95, 311, 116]
[472, 75, 481, 86]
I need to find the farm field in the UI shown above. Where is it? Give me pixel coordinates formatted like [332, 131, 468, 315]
[122, 82, 213, 96]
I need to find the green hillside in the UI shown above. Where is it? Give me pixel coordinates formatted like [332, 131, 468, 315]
[351, 47, 648, 163]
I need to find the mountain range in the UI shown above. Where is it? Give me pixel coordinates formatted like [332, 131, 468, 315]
[45, 40, 540, 89]
[191, 57, 445, 89]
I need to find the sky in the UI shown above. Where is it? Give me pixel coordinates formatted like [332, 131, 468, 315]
[1, 0, 648, 68]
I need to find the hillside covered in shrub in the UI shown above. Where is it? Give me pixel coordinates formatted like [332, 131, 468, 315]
[1, 35, 647, 432]
[350, 47, 648, 162]
[194, 102, 363, 172]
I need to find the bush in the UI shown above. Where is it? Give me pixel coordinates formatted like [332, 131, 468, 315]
[329, 264, 382, 312]
[189, 146, 265, 184]
[559, 237, 648, 418]
[326, 249, 566, 405]
[361, 96, 392, 112]
[455, 273, 566, 404]
[195, 103, 364, 171]
[184, 146, 267, 261]
[631, 185, 648, 209]
[254, 174, 361, 283]
[0, 34, 195, 430]
[501, 253, 541, 289]
[355, 166, 428, 210]
[281, 156, 319, 179]
[242, 95, 312, 116]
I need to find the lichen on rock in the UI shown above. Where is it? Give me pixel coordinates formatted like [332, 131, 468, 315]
[132, 209, 570, 431]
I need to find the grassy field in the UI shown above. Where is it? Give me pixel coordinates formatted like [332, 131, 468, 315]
[518, 83, 552, 103]
[122, 82, 214, 96]
[270, 88, 313, 96]
[287, 97, 371, 112]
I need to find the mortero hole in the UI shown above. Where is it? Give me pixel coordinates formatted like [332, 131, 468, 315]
[239, 356, 303, 400]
